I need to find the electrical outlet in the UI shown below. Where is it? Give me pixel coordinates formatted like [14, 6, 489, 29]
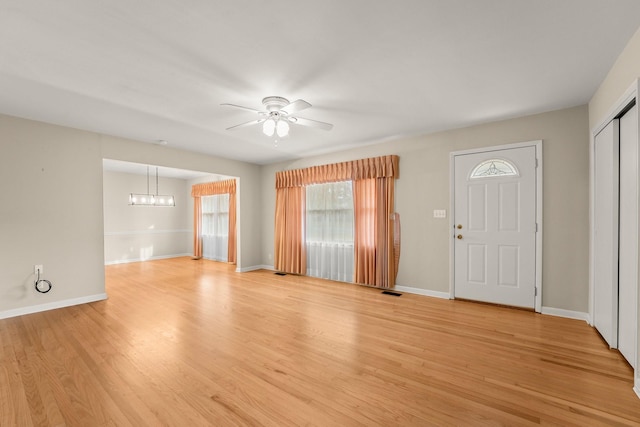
[34, 264, 43, 275]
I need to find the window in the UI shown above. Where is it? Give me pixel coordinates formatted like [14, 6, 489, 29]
[470, 159, 518, 179]
[201, 194, 229, 261]
[274, 154, 399, 287]
[306, 181, 354, 282]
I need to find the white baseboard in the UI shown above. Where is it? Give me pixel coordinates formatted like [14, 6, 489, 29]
[634, 385, 640, 400]
[541, 306, 590, 323]
[236, 264, 273, 273]
[394, 285, 451, 299]
[0, 293, 108, 320]
[105, 253, 191, 265]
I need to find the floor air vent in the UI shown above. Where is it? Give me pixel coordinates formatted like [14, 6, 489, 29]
[381, 290, 402, 297]
[275, 272, 287, 276]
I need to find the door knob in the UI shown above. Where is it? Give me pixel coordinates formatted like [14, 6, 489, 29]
[457, 234, 463, 239]
[457, 224, 463, 229]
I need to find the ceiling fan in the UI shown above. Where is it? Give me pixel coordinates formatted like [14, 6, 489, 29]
[221, 96, 333, 137]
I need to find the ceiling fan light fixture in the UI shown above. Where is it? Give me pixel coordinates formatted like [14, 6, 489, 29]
[263, 119, 276, 136]
[277, 120, 289, 137]
[223, 96, 333, 136]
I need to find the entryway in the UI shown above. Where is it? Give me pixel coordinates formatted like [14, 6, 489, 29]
[450, 141, 542, 311]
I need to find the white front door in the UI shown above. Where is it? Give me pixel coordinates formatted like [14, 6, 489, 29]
[453, 145, 538, 309]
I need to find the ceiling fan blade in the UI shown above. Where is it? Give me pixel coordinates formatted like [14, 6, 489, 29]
[280, 99, 312, 115]
[292, 116, 333, 131]
[226, 118, 265, 130]
[221, 103, 266, 114]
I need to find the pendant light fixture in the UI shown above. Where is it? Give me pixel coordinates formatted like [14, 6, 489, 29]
[129, 166, 175, 206]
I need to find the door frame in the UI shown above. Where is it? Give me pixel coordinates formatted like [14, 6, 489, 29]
[449, 140, 543, 313]
[589, 79, 639, 395]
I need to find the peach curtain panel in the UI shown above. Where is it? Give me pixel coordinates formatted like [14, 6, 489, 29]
[193, 198, 203, 258]
[227, 191, 237, 264]
[353, 177, 397, 288]
[191, 179, 237, 264]
[392, 212, 401, 280]
[274, 187, 306, 274]
[353, 179, 376, 284]
[274, 155, 399, 287]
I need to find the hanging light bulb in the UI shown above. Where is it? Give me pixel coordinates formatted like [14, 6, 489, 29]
[277, 120, 289, 137]
[263, 119, 275, 136]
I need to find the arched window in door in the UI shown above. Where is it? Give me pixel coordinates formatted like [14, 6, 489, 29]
[470, 159, 518, 179]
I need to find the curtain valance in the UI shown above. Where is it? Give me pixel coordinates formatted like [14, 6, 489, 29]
[192, 179, 236, 197]
[275, 155, 399, 188]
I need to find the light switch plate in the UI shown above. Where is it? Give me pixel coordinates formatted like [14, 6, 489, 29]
[433, 209, 447, 218]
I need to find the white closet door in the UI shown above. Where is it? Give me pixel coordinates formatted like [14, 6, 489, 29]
[619, 105, 638, 368]
[593, 119, 619, 348]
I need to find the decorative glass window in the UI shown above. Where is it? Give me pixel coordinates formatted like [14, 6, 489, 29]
[470, 159, 518, 179]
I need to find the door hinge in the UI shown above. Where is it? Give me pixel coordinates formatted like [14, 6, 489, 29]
[535, 223, 538, 232]
[535, 287, 538, 296]
[535, 158, 539, 168]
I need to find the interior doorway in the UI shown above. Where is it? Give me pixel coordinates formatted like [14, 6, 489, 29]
[101, 159, 238, 266]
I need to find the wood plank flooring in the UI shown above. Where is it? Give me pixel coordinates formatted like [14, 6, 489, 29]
[1, 257, 639, 426]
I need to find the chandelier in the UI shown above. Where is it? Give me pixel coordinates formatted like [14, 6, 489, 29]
[129, 166, 175, 207]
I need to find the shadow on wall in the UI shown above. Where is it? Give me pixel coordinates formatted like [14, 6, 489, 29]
[3, 272, 37, 302]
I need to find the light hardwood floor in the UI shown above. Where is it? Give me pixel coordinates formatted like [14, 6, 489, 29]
[1, 257, 639, 426]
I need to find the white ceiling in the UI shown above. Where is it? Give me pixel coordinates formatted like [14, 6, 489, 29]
[2, 1, 640, 165]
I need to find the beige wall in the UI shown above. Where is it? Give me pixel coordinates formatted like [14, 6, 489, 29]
[103, 171, 191, 264]
[0, 114, 263, 318]
[261, 105, 590, 312]
[0, 115, 106, 314]
[589, 25, 640, 129]
[0, 105, 591, 316]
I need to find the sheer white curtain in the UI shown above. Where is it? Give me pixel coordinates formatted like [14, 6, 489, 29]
[202, 194, 229, 262]
[306, 181, 354, 282]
